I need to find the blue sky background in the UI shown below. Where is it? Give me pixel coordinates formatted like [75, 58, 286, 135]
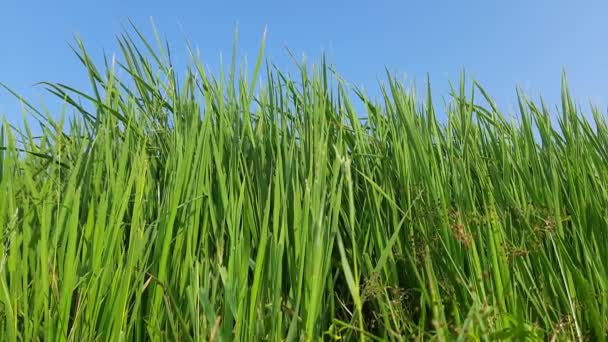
[1, 1, 607, 127]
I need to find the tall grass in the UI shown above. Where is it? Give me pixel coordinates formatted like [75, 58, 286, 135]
[1, 23, 607, 341]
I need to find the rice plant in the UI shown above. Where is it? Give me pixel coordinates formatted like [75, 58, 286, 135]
[0, 22, 607, 341]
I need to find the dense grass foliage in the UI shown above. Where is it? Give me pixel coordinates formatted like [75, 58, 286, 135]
[1, 25, 607, 341]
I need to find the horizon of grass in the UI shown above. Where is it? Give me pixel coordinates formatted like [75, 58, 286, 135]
[0, 22, 607, 341]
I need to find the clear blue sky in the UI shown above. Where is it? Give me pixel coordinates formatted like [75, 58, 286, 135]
[1, 1, 607, 126]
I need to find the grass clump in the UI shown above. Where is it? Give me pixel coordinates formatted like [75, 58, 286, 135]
[0, 23, 607, 341]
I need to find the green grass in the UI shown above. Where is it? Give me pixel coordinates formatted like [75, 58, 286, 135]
[1, 23, 607, 341]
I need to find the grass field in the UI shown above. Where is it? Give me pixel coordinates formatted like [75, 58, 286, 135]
[1, 24, 607, 341]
